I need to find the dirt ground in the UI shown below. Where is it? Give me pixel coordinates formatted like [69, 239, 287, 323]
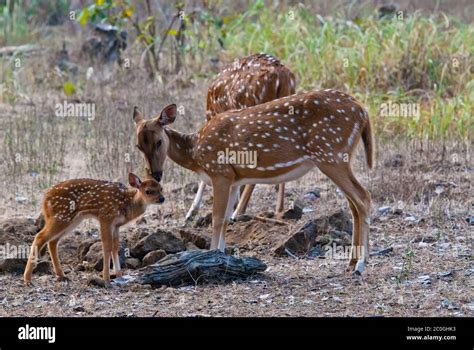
[0, 154, 472, 317]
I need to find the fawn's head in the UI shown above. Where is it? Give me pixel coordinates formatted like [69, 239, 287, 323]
[133, 105, 177, 183]
[128, 173, 165, 204]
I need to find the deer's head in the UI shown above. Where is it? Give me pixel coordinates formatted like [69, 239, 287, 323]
[133, 105, 177, 182]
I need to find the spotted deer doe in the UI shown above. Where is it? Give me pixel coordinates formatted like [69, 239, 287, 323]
[24, 173, 164, 285]
[183, 54, 296, 221]
[133, 88, 374, 274]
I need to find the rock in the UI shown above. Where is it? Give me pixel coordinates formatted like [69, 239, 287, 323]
[131, 230, 185, 259]
[274, 220, 319, 256]
[330, 229, 352, 246]
[418, 275, 432, 285]
[467, 216, 474, 225]
[274, 210, 352, 256]
[303, 190, 321, 201]
[179, 229, 210, 249]
[233, 214, 253, 222]
[0, 257, 26, 273]
[78, 239, 97, 262]
[377, 206, 391, 215]
[124, 258, 141, 269]
[281, 205, 303, 220]
[142, 250, 167, 266]
[84, 242, 104, 271]
[84, 241, 127, 271]
[0, 255, 50, 274]
[87, 276, 107, 288]
[326, 210, 353, 234]
[194, 213, 212, 228]
[384, 154, 404, 168]
[0, 217, 37, 237]
[307, 245, 325, 258]
[185, 242, 200, 251]
[34, 260, 51, 274]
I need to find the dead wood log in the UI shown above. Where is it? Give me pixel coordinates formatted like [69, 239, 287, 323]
[140, 250, 267, 287]
[0, 44, 38, 56]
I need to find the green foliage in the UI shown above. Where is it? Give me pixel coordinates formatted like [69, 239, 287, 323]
[77, 0, 134, 27]
[218, 4, 473, 141]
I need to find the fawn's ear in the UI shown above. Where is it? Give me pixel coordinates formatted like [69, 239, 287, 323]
[128, 173, 142, 189]
[157, 104, 177, 126]
[133, 106, 144, 125]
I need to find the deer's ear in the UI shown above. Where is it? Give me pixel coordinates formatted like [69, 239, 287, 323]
[128, 173, 142, 189]
[157, 104, 177, 126]
[133, 106, 144, 125]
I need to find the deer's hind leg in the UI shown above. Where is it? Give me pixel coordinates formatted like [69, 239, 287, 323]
[24, 218, 69, 285]
[318, 162, 371, 274]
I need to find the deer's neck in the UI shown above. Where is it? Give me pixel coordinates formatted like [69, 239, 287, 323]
[164, 128, 200, 172]
[123, 189, 147, 222]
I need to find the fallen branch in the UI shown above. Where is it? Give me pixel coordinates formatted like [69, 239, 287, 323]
[254, 215, 289, 226]
[140, 250, 267, 287]
[0, 44, 39, 56]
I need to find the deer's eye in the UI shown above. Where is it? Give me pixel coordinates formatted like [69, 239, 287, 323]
[156, 140, 162, 148]
[145, 190, 153, 195]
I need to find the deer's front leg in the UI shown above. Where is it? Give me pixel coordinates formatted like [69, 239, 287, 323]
[99, 222, 113, 284]
[232, 184, 255, 220]
[184, 181, 206, 223]
[111, 225, 122, 277]
[210, 178, 231, 251]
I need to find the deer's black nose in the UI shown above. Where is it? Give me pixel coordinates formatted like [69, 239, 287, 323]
[158, 195, 165, 203]
[151, 171, 162, 182]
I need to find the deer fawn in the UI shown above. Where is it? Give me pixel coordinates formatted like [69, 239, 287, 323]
[178, 54, 296, 221]
[133, 88, 374, 274]
[23, 173, 164, 285]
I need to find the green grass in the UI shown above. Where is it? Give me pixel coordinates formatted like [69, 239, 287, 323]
[216, 1, 473, 141]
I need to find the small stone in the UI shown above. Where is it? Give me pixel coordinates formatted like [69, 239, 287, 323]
[418, 275, 432, 285]
[142, 250, 167, 266]
[87, 276, 107, 288]
[377, 206, 391, 215]
[281, 205, 303, 220]
[124, 258, 141, 269]
[303, 190, 320, 201]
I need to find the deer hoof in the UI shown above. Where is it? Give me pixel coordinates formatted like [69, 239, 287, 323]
[353, 260, 365, 275]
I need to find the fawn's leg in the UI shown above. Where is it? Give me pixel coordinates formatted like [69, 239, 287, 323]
[275, 183, 285, 215]
[210, 178, 231, 251]
[111, 226, 122, 277]
[48, 238, 67, 281]
[24, 220, 66, 285]
[318, 163, 371, 274]
[231, 184, 255, 219]
[184, 181, 206, 222]
[99, 222, 113, 283]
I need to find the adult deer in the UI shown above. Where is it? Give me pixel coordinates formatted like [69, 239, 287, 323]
[192, 54, 296, 221]
[24, 174, 164, 285]
[133, 89, 374, 274]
